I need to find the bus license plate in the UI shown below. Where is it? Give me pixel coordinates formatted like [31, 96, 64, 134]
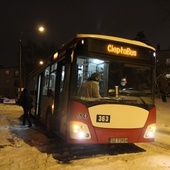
[109, 138, 128, 143]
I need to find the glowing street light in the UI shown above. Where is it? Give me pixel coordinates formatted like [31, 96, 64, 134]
[39, 60, 44, 65]
[19, 26, 45, 97]
[38, 26, 45, 32]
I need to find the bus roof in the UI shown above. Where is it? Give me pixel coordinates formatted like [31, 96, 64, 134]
[76, 34, 156, 51]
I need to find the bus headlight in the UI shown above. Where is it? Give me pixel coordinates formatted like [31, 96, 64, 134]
[70, 121, 91, 139]
[144, 124, 156, 138]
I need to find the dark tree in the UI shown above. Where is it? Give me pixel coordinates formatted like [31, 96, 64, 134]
[134, 31, 150, 45]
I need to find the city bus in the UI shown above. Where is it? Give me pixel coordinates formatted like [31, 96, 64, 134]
[28, 34, 156, 144]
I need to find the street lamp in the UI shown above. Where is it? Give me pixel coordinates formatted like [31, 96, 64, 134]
[39, 26, 45, 32]
[19, 26, 45, 97]
[39, 60, 44, 65]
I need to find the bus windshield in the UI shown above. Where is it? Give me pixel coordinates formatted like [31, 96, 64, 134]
[71, 55, 154, 106]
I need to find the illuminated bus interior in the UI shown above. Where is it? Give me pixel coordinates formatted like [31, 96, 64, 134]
[71, 55, 154, 106]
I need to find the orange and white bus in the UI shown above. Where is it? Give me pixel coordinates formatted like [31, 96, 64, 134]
[28, 34, 156, 144]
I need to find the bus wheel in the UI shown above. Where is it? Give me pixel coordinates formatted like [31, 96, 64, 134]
[45, 106, 52, 135]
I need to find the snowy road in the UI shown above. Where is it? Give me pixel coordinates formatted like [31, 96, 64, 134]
[0, 97, 170, 170]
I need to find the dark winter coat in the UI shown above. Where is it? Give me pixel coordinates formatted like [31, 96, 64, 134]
[19, 89, 33, 109]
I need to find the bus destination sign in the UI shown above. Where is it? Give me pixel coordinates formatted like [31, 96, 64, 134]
[107, 44, 137, 57]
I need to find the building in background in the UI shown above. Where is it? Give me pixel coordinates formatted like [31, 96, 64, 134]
[0, 66, 19, 98]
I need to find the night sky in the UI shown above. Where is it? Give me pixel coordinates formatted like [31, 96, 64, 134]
[1, 0, 170, 66]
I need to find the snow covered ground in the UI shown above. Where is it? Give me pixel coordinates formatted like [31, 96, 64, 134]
[0, 97, 170, 170]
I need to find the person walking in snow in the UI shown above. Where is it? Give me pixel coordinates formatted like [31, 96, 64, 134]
[19, 88, 33, 127]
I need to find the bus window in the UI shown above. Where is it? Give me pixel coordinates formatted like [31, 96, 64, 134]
[55, 63, 66, 121]
[47, 72, 56, 97]
[73, 57, 109, 97]
[48, 63, 57, 97]
[120, 64, 152, 92]
[42, 66, 50, 95]
[108, 63, 153, 97]
[71, 56, 154, 105]
[59, 66, 65, 93]
[51, 62, 57, 72]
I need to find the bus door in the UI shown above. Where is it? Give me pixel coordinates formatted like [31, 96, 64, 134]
[54, 51, 72, 137]
[35, 74, 42, 117]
